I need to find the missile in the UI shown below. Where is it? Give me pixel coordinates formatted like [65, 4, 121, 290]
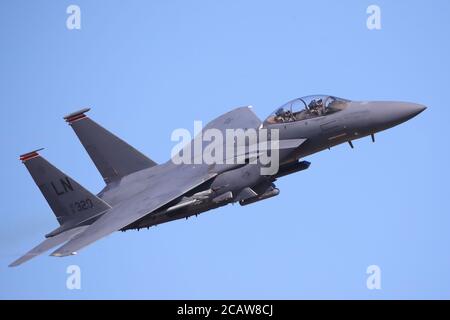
[166, 198, 201, 213]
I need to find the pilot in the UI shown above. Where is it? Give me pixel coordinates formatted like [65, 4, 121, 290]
[274, 108, 294, 122]
[284, 109, 293, 121]
[316, 99, 324, 115]
[275, 108, 284, 117]
[309, 100, 319, 115]
[274, 108, 286, 122]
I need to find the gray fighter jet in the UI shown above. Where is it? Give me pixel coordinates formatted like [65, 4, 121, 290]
[10, 95, 426, 266]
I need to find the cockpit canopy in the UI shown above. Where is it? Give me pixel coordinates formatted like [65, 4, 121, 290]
[264, 95, 350, 124]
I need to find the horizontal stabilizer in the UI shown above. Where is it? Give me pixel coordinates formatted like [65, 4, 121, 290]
[9, 226, 88, 267]
[64, 108, 157, 183]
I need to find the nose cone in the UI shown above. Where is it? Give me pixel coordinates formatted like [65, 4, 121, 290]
[393, 102, 427, 120]
[368, 101, 426, 131]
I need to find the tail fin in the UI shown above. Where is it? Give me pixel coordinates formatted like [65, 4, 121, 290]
[64, 108, 157, 184]
[20, 149, 111, 226]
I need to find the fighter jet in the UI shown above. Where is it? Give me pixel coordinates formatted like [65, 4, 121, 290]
[10, 95, 426, 266]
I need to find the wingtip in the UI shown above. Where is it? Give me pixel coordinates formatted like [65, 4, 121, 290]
[8, 255, 31, 267]
[64, 108, 91, 123]
[19, 148, 44, 162]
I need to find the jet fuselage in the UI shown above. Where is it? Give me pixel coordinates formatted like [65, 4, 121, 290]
[122, 97, 426, 231]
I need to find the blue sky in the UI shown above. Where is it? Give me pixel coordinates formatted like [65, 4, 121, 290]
[1, 0, 449, 299]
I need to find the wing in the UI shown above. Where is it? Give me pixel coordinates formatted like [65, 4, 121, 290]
[51, 106, 263, 257]
[51, 167, 216, 257]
